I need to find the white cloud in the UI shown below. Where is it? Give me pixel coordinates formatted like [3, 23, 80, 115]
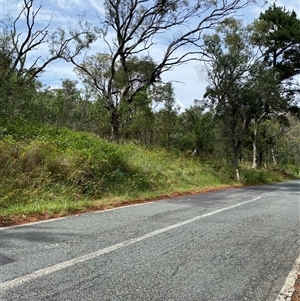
[88, 0, 105, 15]
[245, 0, 300, 19]
[2, 0, 299, 109]
[38, 59, 78, 89]
[51, 0, 87, 11]
[161, 62, 207, 107]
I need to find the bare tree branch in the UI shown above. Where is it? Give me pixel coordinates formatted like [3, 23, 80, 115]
[3, 0, 96, 81]
[73, 0, 263, 141]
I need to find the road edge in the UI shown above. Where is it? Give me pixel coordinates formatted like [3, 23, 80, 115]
[275, 255, 300, 301]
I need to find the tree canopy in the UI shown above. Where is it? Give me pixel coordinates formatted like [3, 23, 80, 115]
[252, 3, 300, 82]
[69, 0, 262, 141]
[1, 1, 299, 172]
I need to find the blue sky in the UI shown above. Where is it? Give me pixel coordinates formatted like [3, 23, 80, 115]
[1, 0, 299, 109]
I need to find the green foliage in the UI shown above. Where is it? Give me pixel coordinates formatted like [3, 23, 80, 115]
[1, 2, 300, 224]
[0, 122, 298, 223]
[203, 14, 300, 168]
[203, 18, 255, 167]
[153, 83, 180, 150]
[176, 103, 215, 156]
[252, 3, 300, 81]
[240, 167, 293, 185]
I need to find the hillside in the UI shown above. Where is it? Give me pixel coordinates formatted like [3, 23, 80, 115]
[0, 123, 298, 226]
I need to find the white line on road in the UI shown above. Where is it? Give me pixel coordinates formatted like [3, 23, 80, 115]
[0, 201, 155, 231]
[0, 196, 261, 291]
[275, 254, 300, 301]
[0, 217, 67, 230]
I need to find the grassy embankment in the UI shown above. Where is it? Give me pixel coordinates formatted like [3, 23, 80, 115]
[0, 123, 298, 226]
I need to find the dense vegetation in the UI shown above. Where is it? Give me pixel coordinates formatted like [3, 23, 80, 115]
[0, 1, 299, 225]
[0, 123, 298, 226]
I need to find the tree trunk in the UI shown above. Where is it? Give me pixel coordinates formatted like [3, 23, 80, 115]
[110, 109, 120, 143]
[233, 144, 240, 169]
[271, 147, 277, 165]
[233, 141, 242, 181]
[251, 127, 258, 169]
[259, 152, 263, 168]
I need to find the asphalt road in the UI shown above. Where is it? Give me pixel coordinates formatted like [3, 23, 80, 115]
[0, 180, 299, 301]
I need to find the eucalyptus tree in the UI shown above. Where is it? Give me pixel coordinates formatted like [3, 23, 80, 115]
[203, 18, 255, 168]
[175, 100, 215, 156]
[123, 88, 156, 144]
[243, 63, 285, 168]
[49, 80, 82, 131]
[0, 0, 96, 120]
[246, 5, 300, 166]
[258, 118, 290, 166]
[70, 0, 262, 142]
[153, 83, 179, 149]
[75, 54, 159, 141]
[203, 14, 298, 170]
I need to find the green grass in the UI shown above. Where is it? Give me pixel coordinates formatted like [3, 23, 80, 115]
[0, 123, 298, 225]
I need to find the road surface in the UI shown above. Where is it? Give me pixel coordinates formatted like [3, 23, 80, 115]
[1, 180, 299, 300]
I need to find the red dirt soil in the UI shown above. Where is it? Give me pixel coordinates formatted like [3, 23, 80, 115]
[292, 275, 300, 301]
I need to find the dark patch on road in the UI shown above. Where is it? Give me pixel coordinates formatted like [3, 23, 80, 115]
[0, 253, 15, 266]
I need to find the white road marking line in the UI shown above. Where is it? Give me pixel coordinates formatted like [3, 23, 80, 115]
[0, 197, 261, 290]
[0, 202, 156, 231]
[275, 255, 300, 301]
[0, 217, 67, 230]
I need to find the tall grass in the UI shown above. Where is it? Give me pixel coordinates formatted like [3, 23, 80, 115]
[0, 123, 298, 224]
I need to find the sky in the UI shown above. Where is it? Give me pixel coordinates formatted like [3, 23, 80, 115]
[1, 0, 299, 110]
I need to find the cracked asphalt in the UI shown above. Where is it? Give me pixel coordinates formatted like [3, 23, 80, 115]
[0, 180, 299, 300]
